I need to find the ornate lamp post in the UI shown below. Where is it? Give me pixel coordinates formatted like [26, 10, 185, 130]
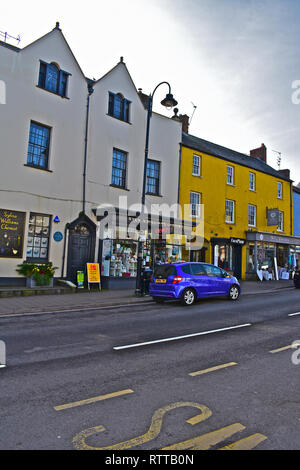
[135, 82, 178, 296]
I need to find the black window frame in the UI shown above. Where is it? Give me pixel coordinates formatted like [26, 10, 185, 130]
[38, 60, 71, 98]
[26, 121, 51, 171]
[111, 148, 128, 189]
[146, 159, 161, 196]
[108, 92, 131, 123]
[26, 212, 52, 262]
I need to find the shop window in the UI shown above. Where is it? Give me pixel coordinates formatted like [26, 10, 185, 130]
[192, 155, 201, 176]
[249, 172, 256, 191]
[101, 240, 137, 277]
[227, 165, 234, 185]
[26, 213, 51, 261]
[38, 61, 70, 97]
[225, 199, 235, 224]
[26, 121, 51, 170]
[248, 204, 256, 227]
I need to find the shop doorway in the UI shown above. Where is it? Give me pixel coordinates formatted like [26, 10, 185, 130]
[232, 245, 242, 279]
[67, 215, 96, 283]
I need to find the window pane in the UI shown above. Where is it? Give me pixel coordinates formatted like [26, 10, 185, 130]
[225, 200, 234, 223]
[26, 213, 51, 261]
[46, 63, 59, 93]
[112, 149, 127, 188]
[147, 160, 160, 195]
[27, 123, 50, 169]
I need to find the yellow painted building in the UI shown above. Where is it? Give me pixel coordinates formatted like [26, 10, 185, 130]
[179, 133, 296, 280]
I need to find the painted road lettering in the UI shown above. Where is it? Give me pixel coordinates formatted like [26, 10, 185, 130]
[73, 401, 267, 450]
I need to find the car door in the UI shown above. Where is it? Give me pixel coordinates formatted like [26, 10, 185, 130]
[203, 265, 228, 294]
[189, 263, 211, 297]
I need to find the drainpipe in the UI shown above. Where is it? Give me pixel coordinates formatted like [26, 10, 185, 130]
[83, 81, 94, 214]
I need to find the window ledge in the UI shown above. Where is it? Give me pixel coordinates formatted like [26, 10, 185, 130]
[36, 85, 69, 99]
[146, 193, 163, 197]
[106, 113, 131, 125]
[24, 164, 53, 173]
[109, 184, 129, 191]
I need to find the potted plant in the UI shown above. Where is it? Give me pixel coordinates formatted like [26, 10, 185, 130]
[16, 262, 58, 287]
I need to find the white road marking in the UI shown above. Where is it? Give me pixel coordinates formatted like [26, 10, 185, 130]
[113, 323, 252, 350]
[288, 312, 300, 317]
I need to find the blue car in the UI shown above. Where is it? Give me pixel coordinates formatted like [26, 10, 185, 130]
[149, 262, 241, 306]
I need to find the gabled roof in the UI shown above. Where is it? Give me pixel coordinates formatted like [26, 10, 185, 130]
[0, 40, 20, 52]
[182, 132, 292, 182]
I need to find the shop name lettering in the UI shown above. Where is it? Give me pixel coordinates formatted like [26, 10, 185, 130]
[0, 211, 19, 231]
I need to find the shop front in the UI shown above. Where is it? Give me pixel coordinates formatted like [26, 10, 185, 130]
[96, 208, 195, 289]
[246, 231, 300, 280]
[211, 237, 245, 279]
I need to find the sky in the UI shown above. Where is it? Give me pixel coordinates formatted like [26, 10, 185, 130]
[2, 0, 300, 182]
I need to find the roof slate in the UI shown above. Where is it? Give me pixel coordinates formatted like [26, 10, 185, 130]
[182, 132, 292, 182]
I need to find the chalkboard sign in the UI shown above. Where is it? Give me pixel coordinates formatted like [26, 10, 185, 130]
[0, 209, 26, 258]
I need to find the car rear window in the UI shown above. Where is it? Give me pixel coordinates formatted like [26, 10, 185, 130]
[154, 265, 177, 278]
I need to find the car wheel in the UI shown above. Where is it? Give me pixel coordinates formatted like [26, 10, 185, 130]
[228, 285, 240, 301]
[153, 297, 165, 303]
[181, 288, 196, 306]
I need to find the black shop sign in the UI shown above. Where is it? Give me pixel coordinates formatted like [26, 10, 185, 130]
[0, 209, 26, 258]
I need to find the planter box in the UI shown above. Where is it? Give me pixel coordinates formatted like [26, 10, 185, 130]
[26, 276, 54, 288]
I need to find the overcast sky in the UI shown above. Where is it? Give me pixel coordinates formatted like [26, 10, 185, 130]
[2, 0, 300, 182]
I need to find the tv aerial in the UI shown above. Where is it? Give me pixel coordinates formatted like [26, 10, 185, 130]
[272, 150, 282, 170]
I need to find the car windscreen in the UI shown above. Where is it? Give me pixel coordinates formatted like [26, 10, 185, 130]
[154, 265, 177, 278]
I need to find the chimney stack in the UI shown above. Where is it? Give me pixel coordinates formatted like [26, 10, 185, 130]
[172, 108, 189, 133]
[278, 169, 290, 180]
[250, 143, 267, 163]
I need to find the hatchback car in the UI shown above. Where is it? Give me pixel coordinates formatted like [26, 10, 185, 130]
[149, 262, 241, 306]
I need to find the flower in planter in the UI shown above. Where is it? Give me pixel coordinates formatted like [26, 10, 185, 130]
[16, 262, 58, 286]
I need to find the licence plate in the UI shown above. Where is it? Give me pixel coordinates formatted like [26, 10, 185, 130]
[156, 279, 167, 283]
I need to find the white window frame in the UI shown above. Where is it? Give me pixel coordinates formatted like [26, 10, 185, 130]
[190, 191, 201, 218]
[277, 211, 284, 232]
[248, 204, 256, 227]
[225, 199, 235, 224]
[192, 154, 201, 176]
[277, 182, 283, 199]
[227, 165, 234, 185]
[249, 172, 256, 191]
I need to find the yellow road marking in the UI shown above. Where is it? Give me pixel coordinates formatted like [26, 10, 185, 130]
[162, 423, 245, 450]
[219, 433, 267, 450]
[54, 389, 134, 411]
[72, 402, 212, 450]
[270, 342, 300, 354]
[189, 362, 238, 377]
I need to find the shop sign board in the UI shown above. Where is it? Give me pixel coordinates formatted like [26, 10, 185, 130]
[0, 209, 26, 258]
[267, 208, 280, 226]
[87, 263, 101, 291]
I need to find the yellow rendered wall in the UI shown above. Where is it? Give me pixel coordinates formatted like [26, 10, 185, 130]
[179, 146, 293, 279]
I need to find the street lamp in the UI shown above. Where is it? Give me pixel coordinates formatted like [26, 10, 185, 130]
[135, 82, 178, 296]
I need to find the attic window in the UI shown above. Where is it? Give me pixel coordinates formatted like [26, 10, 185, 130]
[38, 60, 71, 97]
[108, 92, 131, 123]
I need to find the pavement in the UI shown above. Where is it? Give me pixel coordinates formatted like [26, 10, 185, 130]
[0, 279, 295, 316]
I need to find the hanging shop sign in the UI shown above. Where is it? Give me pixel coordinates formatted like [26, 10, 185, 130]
[0, 209, 26, 258]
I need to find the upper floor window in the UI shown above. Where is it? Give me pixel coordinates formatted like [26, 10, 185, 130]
[225, 199, 235, 224]
[108, 92, 131, 122]
[111, 148, 127, 189]
[38, 61, 70, 97]
[192, 154, 201, 176]
[277, 182, 283, 199]
[190, 191, 201, 218]
[227, 165, 234, 185]
[248, 204, 256, 227]
[277, 211, 284, 232]
[26, 122, 51, 170]
[146, 160, 160, 195]
[249, 172, 256, 191]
